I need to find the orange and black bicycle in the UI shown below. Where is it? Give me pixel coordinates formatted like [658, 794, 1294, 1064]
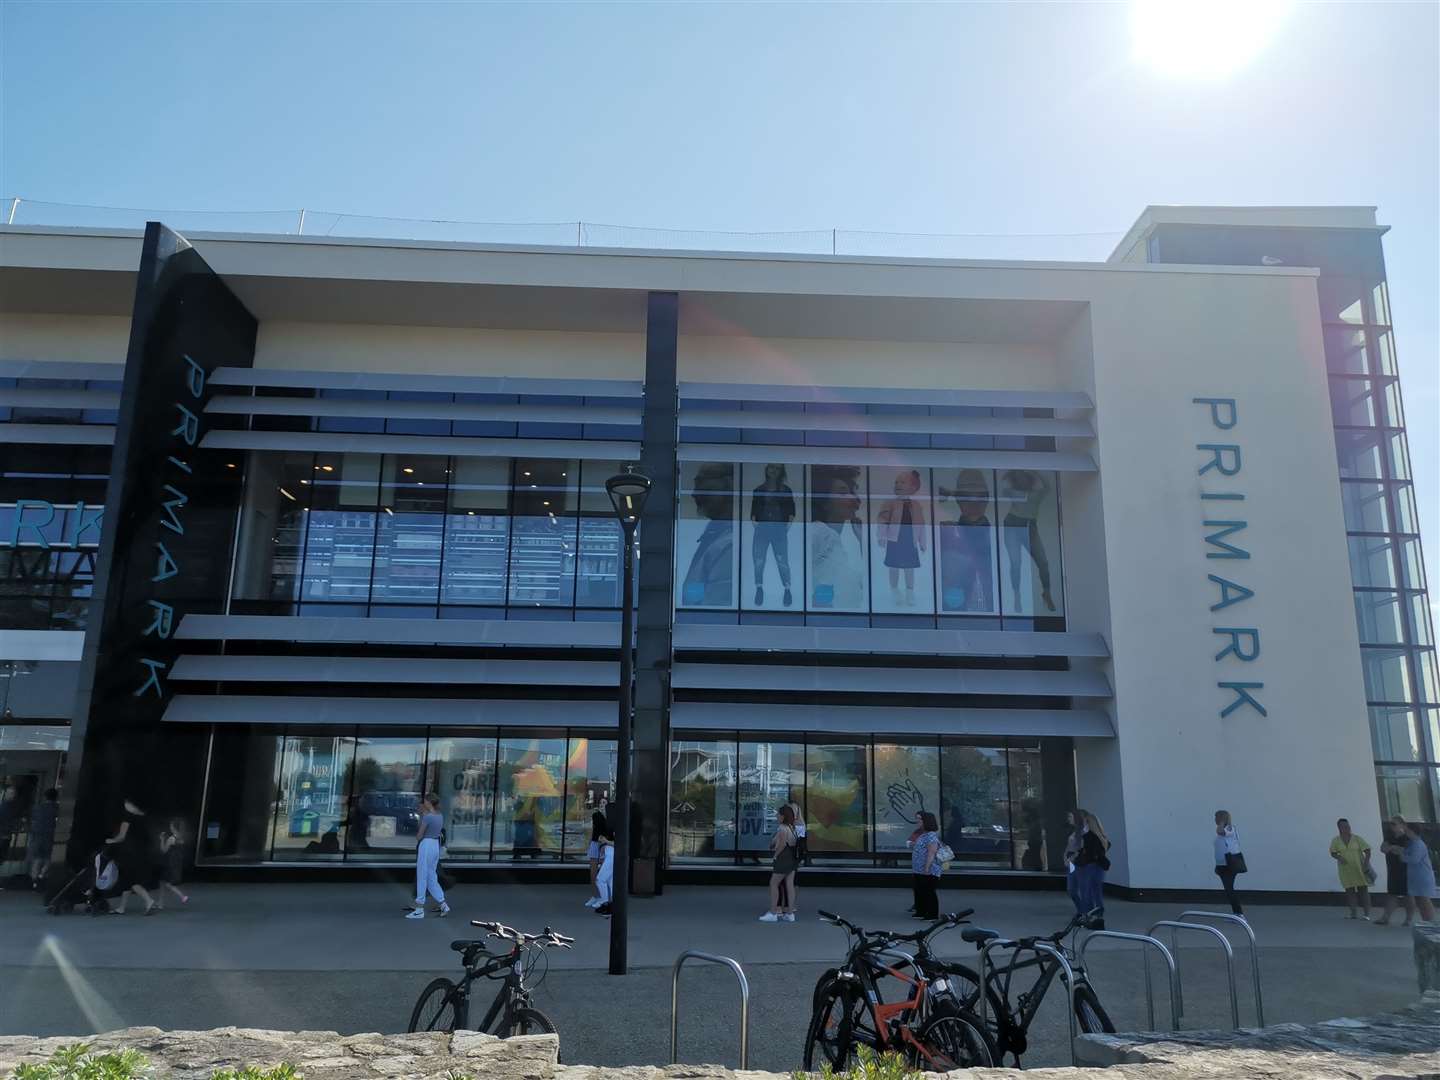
[804, 910, 995, 1072]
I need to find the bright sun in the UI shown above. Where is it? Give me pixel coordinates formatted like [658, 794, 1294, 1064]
[1131, 0, 1295, 79]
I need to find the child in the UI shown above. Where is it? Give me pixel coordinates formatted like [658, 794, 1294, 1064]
[877, 470, 928, 607]
[155, 818, 190, 909]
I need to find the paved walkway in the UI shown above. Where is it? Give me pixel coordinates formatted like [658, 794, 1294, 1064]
[0, 882, 1424, 1070]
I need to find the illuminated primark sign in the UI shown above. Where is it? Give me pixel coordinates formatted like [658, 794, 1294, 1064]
[2, 501, 103, 548]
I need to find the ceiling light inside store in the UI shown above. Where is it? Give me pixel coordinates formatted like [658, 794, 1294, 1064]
[403, 466, 414, 474]
[279, 487, 296, 502]
[321, 464, 334, 472]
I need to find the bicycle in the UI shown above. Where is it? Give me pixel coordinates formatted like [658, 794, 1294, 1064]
[805, 909, 995, 1073]
[407, 919, 573, 1039]
[974, 909, 1116, 1066]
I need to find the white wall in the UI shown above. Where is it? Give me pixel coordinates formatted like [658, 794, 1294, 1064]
[678, 335, 1060, 391]
[254, 322, 644, 380]
[0, 313, 129, 364]
[1084, 269, 1376, 892]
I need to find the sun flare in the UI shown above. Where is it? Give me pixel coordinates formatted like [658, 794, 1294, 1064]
[1131, 0, 1295, 80]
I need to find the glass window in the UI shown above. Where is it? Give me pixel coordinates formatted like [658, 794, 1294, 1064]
[1007, 744, 1048, 871]
[806, 741, 869, 858]
[1323, 326, 1371, 375]
[1355, 591, 1406, 645]
[372, 456, 447, 606]
[1335, 431, 1386, 480]
[385, 390, 452, 436]
[1424, 710, 1440, 763]
[428, 734, 497, 860]
[1409, 593, 1434, 647]
[1416, 649, 1439, 705]
[806, 465, 868, 613]
[742, 462, 802, 612]
[669, 737, 738, 862]
[1318, 276, 1368, 324]
[270, 733, 355, 861]
[1329, 377, 1378, 428]
[935, 468, 999, 614]
[441, 458, 510, 606]
[1387, 432, 1412, 481]
[1362, 647, 1412, 703]
[1348, 537, 1399, 590]
[1373, 328, 1399, 376]
[1370, 707, 1421, 762]
[346, 735, 429, 859]
[1340, 482, 1389, 534]
[873, 742, 940, 852]
[1400, 538, 1428, 591]
[940, 743, 1011, 868]
[316, 388, 385, 434]
[232, 452, 313, 607]
[198, 728, 284, 863]
[676, 461, 738, 609]
[302, 453, 380, 603]
[1369, 281, 1392, 326]
[576, 461, 625, 608]
[998, 470, 1063, 616]
[1375, 766, 1430, 822]
[492, 735, 566, 859]
[508, 460, 578, 607]
[563, 737, 616, 859]
[869, 467, 936, 614]
[1393, 483, 1420, 535]
[738, 740, 804, 857]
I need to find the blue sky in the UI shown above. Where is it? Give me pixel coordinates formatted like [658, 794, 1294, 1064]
[1, 0, 1436, 601]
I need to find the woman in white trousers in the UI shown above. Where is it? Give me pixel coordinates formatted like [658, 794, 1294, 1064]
[407, 794, 450, 920]
[594, 824, 616, 918]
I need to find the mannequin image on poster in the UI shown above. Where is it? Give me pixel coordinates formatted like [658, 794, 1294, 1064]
[749, 464, 796, 608]
[808, 465, 866, 611]
[875, 469, 930, 611]
[679, 462, 736, 608]
[999, 470, 1056, 613]
[937, 469, 998, 613]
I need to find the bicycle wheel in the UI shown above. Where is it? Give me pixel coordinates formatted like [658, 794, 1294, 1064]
[408, 977, 463, 1033]
[912, 1010, 997, 1072]
[1073, 983, 1116, 1034]
[506, 1006, 557, 1037]
[811, 967, 840, 1012]
[803, 980, 864, 1071]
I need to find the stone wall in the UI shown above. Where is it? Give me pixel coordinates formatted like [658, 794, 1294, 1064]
[3, 995, 1438, 1079]
[1417, 924, 1440, 994]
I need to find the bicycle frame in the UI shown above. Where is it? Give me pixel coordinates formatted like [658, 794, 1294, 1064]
[454, 945, 528, 1034]
[984, 930, 1091, 1057]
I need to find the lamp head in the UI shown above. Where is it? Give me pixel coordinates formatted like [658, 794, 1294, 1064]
[606, 467, 651, 527]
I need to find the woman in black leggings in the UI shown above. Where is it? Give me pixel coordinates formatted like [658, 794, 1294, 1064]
[1212, 810, 1244, 915]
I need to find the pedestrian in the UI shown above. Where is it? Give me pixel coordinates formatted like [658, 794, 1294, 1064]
[406, 794, 450, 920]
[789, 800, 809, 866]
[155, 818, 190, 909]
[103, 797, 159, 915]
[782, 800, 806, 913]
[1071, 808, 1111, 929]
[1376, 817, 1414, 928]
[1396, 817, 1437, 924]
[585, 811, 607, 909]
[594, 818, 616, 918]
[1212, 810, 1245, 916]
[909, 811, 943, 921]
[1063, 814, 1084, 915]
[27, 788, 59, 890]
[759, 804, 799, 922]
[1328, 817, 1374, 920]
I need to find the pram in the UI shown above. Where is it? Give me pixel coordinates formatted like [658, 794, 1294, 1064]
[45, 850, 118, 915]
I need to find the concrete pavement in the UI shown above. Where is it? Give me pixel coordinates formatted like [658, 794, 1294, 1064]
[0, 881, 1425, 1070]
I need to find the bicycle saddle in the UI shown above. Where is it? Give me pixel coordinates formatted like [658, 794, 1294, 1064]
[960, 927, 1001, 944]
[450, 939, 487, 953]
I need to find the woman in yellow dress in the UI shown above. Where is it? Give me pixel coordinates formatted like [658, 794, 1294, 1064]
[1328, 817, 1374, 920]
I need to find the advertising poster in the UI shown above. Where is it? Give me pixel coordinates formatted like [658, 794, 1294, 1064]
[805, 743, 868, 852]
[936, 468, 999, 614]
[741, 462, 802, 610]
[737, 742, 802, 854]
[873, 744, 940, 851]
[806, 465, 867, 613]
[870, 466, 935, 614]
[997, 469, 1062, 616]
[675, 461, 737, 609]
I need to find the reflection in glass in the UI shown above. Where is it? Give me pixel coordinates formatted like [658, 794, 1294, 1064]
[1393, 483, 1419, 535]
[743, 463, 800, 610]
[373, 456, 447, 605]
[676, 462, 738, 608]
[1355, 591, 1406, 645]
[1362, 648, 1412, 703]
[563, 737, 616, 858]
[1335, 431, 1385, 479]
[1410, 595, 1434, 647]
[998, 470, 1061, 615]
[232, 451, 313, 606]
[807, 465, 867, 612]
[1370, 707, 1420, 762]
[508, 460, 578, 607]
[302, 454, 380, 603]
[1341, 483, 1389, 533]
[442, 458, 510, 605]
[346, 736, 429, 858]
[199, 728, 284, 863]
[1375, 766, 1429, 821]
[940, 744, 1010, 868]
[806, 742, 869, 855]
[577, 461, 626, 608]
[871, 468, 934, 614]
[738, 741, 803, 856]
[1323, 326, 1371, 375]
[1349, 537, 1399, 590]
[670, 738, 738, 860]
[270, 734, 355, 860]
[1007, 745, 1047, 870]
[428, 735, 497, 859]
[1329, 378, 1378, 428]
[873, 743, 939, 851]
[936, 469, 998, 613]
[493, 736, 566, 859]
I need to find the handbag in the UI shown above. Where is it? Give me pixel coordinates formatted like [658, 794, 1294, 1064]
[1363, 862, 1377, 886]
[936, 842, 955, 866]
[1225, 852, 1248, 875]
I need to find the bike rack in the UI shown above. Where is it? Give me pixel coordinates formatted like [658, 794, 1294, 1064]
[1180, 911, 1263, 1027]
[1147, 920, 1239, 1029]
[1078, 930, 1180, 1032]
[670, 950, 750, 1069]
[978, 938, 1080, 1066]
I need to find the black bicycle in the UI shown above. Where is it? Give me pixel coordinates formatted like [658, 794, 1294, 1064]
[978, 910, 1115, 1066]
[407, 920, 573, 1038]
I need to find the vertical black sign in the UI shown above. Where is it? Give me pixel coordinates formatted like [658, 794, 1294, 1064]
[67, 222, 256, 853]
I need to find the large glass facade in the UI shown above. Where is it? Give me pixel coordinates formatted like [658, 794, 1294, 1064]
[669, 733, 1059, 870]
[676, 462, 1065, 627]
[200, 727, 615, 864]
[231, 453, 630, 618]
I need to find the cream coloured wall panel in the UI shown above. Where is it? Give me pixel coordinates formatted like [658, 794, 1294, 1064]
[0, 314, 129, 364]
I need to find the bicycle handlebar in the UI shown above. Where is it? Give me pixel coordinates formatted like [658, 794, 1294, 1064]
[818, 908, 975, 950]
[470, 920, 575, 948]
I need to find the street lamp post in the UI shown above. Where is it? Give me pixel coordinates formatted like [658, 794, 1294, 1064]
[605, 466, 651, 976]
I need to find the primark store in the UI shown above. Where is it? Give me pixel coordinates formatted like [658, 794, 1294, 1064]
[0, 206, 1434, 895]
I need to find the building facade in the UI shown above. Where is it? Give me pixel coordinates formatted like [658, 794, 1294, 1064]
[0, 205, 1432, 894]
